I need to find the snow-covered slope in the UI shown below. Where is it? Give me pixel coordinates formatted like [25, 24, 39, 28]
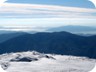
[0, 66, 7, 72]
[0, 51, 95, 72]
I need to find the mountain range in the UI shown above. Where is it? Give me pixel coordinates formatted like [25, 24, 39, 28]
[47, 25, 96, 34]
[0, 31, 96, 59]
[0, 32, 27, 43]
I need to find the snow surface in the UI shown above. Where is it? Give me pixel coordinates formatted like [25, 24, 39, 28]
[90, 64, 96, 72]
[0, 66, 7, 72]
[0, 51, 95, 72]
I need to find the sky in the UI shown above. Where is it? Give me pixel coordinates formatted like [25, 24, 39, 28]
[0, 0, 96, 31]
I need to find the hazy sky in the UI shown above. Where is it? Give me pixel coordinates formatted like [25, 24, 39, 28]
[0, 0, 96, 31]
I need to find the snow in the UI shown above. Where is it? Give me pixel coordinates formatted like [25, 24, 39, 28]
[0, 66, 7, 72]
[0, 51, 95, 72]
[90, 64, 96, 72]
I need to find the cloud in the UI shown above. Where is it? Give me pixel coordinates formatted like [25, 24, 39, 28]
[0, 3, 96, 18]
[0, 0, 7, 7]
[0, 2, 96, 31]
[0, 26, 46, 31]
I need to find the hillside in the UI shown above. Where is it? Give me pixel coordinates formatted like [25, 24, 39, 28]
[47, 25, 96, 34]
[0, 32, 27, 43]
[0, 51, 95, 72]
[0, 31, 96, 59]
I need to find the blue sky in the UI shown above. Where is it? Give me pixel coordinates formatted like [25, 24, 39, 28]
[7, 0, 95, 8]
[0, 0, 96, 31]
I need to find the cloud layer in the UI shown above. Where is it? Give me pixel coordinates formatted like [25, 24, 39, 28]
[0, 3, 96, 18]
[0, 0, 7, 6]
[0, 2, 96, 31]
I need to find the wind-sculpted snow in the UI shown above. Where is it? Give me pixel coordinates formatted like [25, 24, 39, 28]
[0, 51, 95, 72]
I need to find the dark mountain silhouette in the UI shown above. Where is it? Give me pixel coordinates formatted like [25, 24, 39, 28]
[0, 30, 17, 34]
[47, 25, 96, 34]
[0, 31, 96, 59]
[0, 32, 27, 43]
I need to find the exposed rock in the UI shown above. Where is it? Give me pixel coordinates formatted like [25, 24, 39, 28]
[10, 57, 38, 62]
[1, 62, 10, 70]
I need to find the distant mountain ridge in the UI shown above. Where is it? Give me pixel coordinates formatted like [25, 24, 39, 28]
[0, 32, 27, 43]
[47, 25, 96, 34]
[0, 30, 17, 34]
[0, 31, 96, 59]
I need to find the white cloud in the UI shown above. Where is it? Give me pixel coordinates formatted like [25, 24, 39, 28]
[0, 2, 96, 31]
[0, 3, 96, 18]
[0, 18, 96, 31]
[0, 0, 7, 7]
